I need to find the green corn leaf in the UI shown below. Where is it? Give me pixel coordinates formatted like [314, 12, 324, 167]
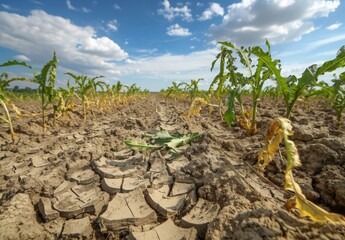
[123, 140, 162, 151]
[166, 132, 203, 149]
[0, 60, 32, 69]
[315, 45, 345, 76]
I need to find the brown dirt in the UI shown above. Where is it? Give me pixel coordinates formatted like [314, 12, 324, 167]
[0, 94, 345, 239]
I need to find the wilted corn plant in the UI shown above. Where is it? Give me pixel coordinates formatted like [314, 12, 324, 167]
[252, 45, 345, 118]
[0, 60, 32, 140]
[53, 80, 76, 121]
[258, 118, 345, 226]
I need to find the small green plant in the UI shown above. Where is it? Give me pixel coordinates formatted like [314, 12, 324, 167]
[0, 60, 32, 140]
[220, 40, 276, 135]
[252, 45, 345, 118]
[183, 78, 204, 101]
[65, 72, 104, 121]
[32, 52, 58, 130]
[165, 81, 184, 101]
[53, 80, 76, 122]
[124, 83, 139, 96]
[209, 46, 247, 124]
[319, 73, 345, 127]
[332, 73, 345, 127]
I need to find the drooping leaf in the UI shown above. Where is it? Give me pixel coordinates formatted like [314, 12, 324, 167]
[166, 132, 203, 149]
[123, 140, 162, 151]
[258, 117, 345, 226]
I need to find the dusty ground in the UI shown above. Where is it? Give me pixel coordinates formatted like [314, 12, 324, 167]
[0, 94, 344, 239]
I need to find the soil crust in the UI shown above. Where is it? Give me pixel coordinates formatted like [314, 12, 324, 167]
[0, 95, 345, 239]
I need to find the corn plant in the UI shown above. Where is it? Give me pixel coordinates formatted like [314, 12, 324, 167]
[318, 73, 345, 127]
[65, 72, 104, 121]
[220, 40, 276, 135]
[210, 46, 247, 124]
[165, 81, 184, 101]
[0, 60, 32, 140]
[183, 78, 204, 101]
[53, 80, 76, 122]
[124, 83, 141, 96]
[32, 52, 58, 130]
[252, 45, 345, 118]
[108, 81, 128, 105]
[331, 73, 345, 127]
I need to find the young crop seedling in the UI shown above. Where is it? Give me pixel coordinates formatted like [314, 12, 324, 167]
[258, 117, 345, 226]
[220, 40, 276, 135]
[164, 81, 185, 101]
[32, 52, 58, 130]
[317, 73, 345, 127]
[65, 72, 105, 121]
[252, 45, 345, 118]
[0, 60, 32, 140]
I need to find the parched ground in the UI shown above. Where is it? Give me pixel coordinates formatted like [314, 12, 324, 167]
[0, 94, 345, 239]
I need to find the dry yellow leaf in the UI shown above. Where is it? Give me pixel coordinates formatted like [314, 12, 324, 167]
[258, 117, 345, 226]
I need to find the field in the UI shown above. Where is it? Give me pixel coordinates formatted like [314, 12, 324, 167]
[0, 93, 345, 239]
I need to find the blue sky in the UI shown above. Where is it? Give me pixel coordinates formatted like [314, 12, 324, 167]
[0, 0, 344, 91]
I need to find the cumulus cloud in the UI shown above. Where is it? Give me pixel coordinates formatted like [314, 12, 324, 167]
[209, 0, 340, 45]
[158, 0, 193, 22]
[327, 22, 342, 30]
[198, 3, 224, 21]
[114, 4, 121, 10]
[117, 48, 219, 90]
[15, 55, 31, 62]
[167, 24, 192, 36]
[0, 10, 128, 77]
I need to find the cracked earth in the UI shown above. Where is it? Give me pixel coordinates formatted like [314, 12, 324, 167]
[0, 95, 345, 239]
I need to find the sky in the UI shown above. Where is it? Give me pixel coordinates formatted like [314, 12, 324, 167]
[0, 0, 344, 91]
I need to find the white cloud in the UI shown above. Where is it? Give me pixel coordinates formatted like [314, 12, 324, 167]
[15, 55, 31, 62]
[66, 0, 76, 11]
[66, 0, 91, 13]
[31, 0, 43, 5]
[1, 4, 12, 10]
[209, 0, 340, 45]
[307, 34, 345, 49]
[118, 48, 219, 91]
[0, 10, 128, 77]
[158, 0, 193, 22]
[82, 7, 91, 13]
[114, 4, 121, 10]
[167, 24, 192, 36]
[107, 20, 118, 31]
[199, 3, 224, 21]
[327, 22, 342, 30]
